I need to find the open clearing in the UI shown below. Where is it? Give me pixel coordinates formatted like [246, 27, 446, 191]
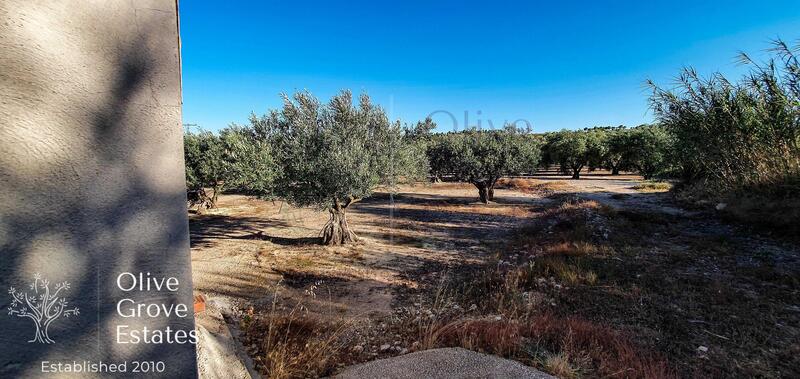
[190, 173, 799, 378]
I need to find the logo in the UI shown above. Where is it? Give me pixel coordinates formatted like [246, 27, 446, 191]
[7, 273, 79, 344]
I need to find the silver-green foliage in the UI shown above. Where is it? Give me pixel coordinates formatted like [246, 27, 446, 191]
[546, 129, 605, 179]
[428, 128, 541, 202]
[251, 90, 421, 209]
[249, 90, 423, 244]
[183, 126, 276, 208]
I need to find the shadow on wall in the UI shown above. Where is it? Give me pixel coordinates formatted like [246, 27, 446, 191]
[0, 2, 195, 377]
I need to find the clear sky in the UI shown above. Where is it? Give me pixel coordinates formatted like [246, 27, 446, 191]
[179, 1, 800, 133]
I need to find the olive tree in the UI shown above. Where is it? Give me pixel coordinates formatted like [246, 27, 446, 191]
[604, 128, 631, 175]
[428, 128, 540, 203]
[184, 126, 275, 209]
[220, 125, 277, 195]
[625, 124, 672, 179]
[184, 130, 229, 208]
[406, 116, 437, 141]
[251, 90, 421, 245]
[547, 130, 605, 179]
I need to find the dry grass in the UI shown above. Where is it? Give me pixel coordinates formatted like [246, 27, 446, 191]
[240, 285, 357, 379]
[243, 315, 347, 378]
[428, 181, 474, 190]
[497, 178, 572, 195]
[416, 315, 674, 379]
[385, 198, 676, 378]
[400, 193, 799, 377]
[544, 352, 580, 379]
[511, 196, 800, 378]
[632, 181, 672, 192]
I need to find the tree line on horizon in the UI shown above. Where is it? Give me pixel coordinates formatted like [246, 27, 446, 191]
[184, 38, 800, 245]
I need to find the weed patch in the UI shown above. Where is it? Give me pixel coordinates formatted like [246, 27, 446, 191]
[632, 181, 672, 192]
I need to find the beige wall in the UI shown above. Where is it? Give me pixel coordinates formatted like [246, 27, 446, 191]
[0, 0, 196, 377]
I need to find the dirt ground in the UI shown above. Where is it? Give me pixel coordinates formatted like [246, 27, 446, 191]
[190, 171, 800, 378]
[190, 180, 540, 317]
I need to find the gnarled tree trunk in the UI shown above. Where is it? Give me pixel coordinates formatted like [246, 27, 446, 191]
[210, 181, 225, 208]
[571, 165, 583, 179]
[487, 176, 499, 202]
[320, 198, 359, 245]
[473, 181, 490, 204]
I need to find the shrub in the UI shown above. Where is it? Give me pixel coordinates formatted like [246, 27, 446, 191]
[648, 38, 800, 193]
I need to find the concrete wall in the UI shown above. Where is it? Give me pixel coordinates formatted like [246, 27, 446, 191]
[0, 0, 197, 377]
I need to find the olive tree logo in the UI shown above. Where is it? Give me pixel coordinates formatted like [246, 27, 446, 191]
[7, 273, 79, 343]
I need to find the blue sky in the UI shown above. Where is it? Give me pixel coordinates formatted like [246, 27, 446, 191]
[179, 1, 800, 133]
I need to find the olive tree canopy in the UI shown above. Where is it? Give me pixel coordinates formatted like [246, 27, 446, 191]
[428, 128, 540, 203]
[184, 126, 275, 209]
[250, 90, 422, 245]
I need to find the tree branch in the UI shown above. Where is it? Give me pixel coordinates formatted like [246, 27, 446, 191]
[41, 282, 51, 319]
[44, 304, 65, 327]
[17, 313, 38, 323]
[344, 195, 361, 208]
[24, 293, 42, 320]
[10, 290, 25, 305]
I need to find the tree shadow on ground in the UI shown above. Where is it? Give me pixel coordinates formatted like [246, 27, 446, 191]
[189, 214, 291, 247]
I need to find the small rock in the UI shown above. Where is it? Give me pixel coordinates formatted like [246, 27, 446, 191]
[697, 346, 709, 353]
[380, 344, 391, 352]
[715, 203, 727, 211]
[399, 348, 408, 355]
[494, 315, 502, 321]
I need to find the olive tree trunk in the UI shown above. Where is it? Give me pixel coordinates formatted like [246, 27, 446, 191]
[320, 198, 359, 245]
[210, 181, 224, 208]
[487, 177, 499, 202]
[473, 181, 490, 204]
[571, 165, 583, 179]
